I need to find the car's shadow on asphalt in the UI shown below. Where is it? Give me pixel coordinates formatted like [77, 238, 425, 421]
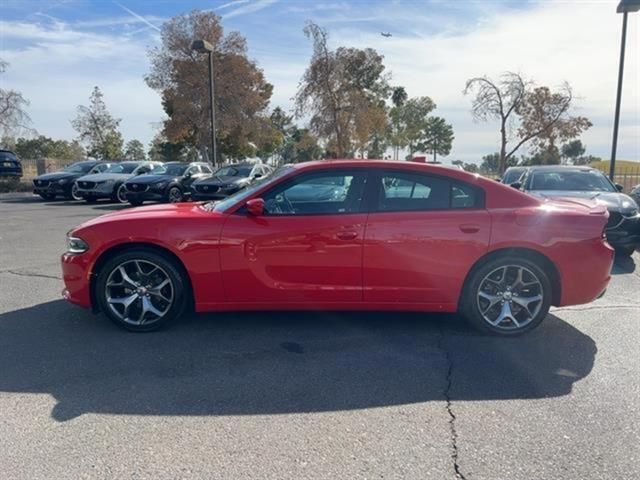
[0, 300, 596, 422]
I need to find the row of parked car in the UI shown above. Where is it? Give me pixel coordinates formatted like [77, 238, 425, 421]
[500, 165, 640, 256]
[30, 159, 273, 205]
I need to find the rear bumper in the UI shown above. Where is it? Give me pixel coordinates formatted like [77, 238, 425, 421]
[61, 252, 92, 308]
[555, 238, 615, 307]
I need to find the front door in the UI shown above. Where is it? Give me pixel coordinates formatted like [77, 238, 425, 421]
[363, 169, 491, 306]
[220, 169, 368, 304]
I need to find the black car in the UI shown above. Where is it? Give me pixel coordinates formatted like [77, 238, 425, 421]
[190, 163, 273, 201]
[123, 162, 214, 205]
[32, 160, 111, 200]
[0, 150, 23, 178]
[515, 166, 640, 256]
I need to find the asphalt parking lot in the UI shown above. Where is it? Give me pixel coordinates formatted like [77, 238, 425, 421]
[0, 193, 638, 480]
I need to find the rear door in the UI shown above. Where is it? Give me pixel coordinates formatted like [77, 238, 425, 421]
[363, 169, 491, 306]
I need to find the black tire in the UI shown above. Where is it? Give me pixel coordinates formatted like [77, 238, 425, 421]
[95, 248, 188, 332]
[166, 186, 183, 203]
[66, 183, 83, 201]
[38, 193, 56, 201]
[112, 184, 127, 204]
[460, 256, 552, 336]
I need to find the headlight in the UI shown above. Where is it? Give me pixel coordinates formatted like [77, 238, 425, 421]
[58, 178, 69, 185]
[155, 182, 167, 189]
[66, 236, 89, 254]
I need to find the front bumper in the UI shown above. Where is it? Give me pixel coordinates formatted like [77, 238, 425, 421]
[605, 214, 640, 249]
[76, 184, 115, 199]
[61, 252, 93, 308]
[33, 182, 71, 196]
[125, 190, 165, 202]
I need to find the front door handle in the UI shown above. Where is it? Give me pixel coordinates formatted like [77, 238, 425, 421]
[459, 224, 480, 234]
[336, 231, 358, 240]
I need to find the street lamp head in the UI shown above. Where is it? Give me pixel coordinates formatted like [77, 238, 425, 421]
[617, 0, 640, 13]
[191, 39, 214, 53]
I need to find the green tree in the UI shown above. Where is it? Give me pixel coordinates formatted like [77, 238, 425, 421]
[14, 136, 85, 160]
[295, 22, 389, 158]
[71, 86, 123, 160]
[561, 139, 586, 164]
[418, 116, 454, 162]
[124, 139, 147, 160]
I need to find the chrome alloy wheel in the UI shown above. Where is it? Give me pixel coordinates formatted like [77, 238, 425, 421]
[476, 265, 543, 331]
[105, 259, 174, 326]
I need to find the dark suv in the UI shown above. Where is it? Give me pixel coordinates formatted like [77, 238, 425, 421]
[190, 163, 273, 201]
[33, 160, 111, 200]
[123, 162, 213, 205]
[515, 166, 640, 256]
[0, 150, 23, 178]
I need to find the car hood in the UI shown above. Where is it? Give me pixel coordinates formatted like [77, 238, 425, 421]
[34, 171, 78, 182]
[77, 172, 135, 182]
[531, 190, 639, 213]
[195, 175, 247, 186]
[125, 174, 178, 184]
[74, 202, 223, 231]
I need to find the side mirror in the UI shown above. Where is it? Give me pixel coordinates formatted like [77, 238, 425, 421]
[253, 173, 262, 179]
[509, 181, 522, 190]
[184, 171, 192, 179]
[246, 198, 264, 216]
[615, 183, 624, 192]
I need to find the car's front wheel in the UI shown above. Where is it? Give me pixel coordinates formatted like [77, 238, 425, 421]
[95, 249, 188, 332]
[66, 183, 83, 201]
[460, 256, 551, 336]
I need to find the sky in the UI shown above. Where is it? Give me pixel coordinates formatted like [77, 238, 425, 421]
[0, 0, 638, 163]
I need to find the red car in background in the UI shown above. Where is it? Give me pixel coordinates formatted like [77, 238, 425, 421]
[61, 160, 614, 336]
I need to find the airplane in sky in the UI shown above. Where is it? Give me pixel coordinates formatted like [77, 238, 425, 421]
[381, 32, 392, 38]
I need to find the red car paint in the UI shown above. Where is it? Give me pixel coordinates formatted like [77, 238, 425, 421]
[61, 160, 613, 314]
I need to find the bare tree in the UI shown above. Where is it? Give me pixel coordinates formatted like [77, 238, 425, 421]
[463, 72, 528, 174]
[0, 60, 33, 137]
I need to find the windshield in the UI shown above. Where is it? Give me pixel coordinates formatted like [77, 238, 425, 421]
[104, 163, 138, 174]
[0, 152, 17, 161]
[63, 162, 94, 174]
[502, 168, 525, 184]
[214, 165, 253, 177]
[529, 170, 616, 192]
[151, 163, 188, 176]
[210, 166, 294, 212]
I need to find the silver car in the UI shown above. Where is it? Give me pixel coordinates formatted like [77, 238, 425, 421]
[74, 161, 163, 203]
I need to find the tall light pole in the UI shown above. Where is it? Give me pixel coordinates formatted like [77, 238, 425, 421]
[610, 0, 640, 180]
[191, 39, 217, 167]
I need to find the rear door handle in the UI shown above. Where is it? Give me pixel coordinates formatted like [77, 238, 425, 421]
[336, 231, 358, 240]
[459, 224, 480, 234]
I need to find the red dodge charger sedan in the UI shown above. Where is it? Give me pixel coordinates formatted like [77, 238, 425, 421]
[61, 160, 614, 335]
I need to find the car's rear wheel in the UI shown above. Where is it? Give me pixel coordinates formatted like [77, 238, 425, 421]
[95, 249, 187, 332]
[461, 256, 551, 336]
[167, 186, 183, 203]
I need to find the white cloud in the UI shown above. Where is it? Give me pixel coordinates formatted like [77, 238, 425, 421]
[330, 1, 639, 161]
[223, 0, 279, 20]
